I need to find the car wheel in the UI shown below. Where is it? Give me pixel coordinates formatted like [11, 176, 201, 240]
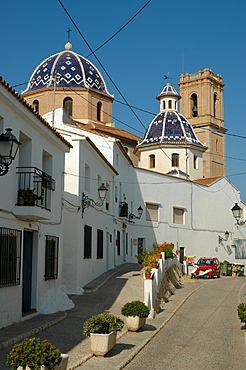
[217, 273, 220, 278]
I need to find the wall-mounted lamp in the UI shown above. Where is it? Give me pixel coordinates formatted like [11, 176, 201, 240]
[218, 231, 229, 244]
[82, 183, 108, 217]
[129, 206, 143, 224]
[231, 203, 246, 226]
[0, 128, 21, 176]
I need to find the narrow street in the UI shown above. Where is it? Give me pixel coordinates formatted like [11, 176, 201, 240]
[124, 277, 246, 370]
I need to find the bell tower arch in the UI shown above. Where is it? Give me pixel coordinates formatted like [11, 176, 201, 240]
[178, 69, 227, 177]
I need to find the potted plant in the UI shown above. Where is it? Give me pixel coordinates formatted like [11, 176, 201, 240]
[121, 300, 150, 332]
[83, 313, 124, 356]
[18, 188, 41, 206]
[6, 337, 69, 370]
[150, 258, 158, 268]
[143, 266, 152, 279]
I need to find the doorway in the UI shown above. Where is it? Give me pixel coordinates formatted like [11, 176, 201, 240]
[22, 230, 37, 314]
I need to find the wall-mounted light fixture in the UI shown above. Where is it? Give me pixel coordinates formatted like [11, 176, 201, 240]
[231, 203, 246, 226]
[129, 206, 143, 224]
[82, 183, 108, 217]
[218, 231, 229, 244]
[0, 128, 21, 176]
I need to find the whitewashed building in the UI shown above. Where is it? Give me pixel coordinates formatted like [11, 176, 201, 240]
[0, 77, 74, 329]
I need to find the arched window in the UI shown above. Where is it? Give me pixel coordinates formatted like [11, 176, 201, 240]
[97, 102, 102, 121]
[63, 97, 73, 116]
[163, 101, 166, 110]
[213, 93, 217, 117]
[33, 100, 39, 113]
[168, 100, 172, 109]
[191, 93, 198, 117]
[149, 154, 155, 168]
[172, 153, 179, 167]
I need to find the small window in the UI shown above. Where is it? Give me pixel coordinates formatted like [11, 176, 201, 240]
[97, 102, 102, 121]
[163, 101, 166, 110]
[146, 203, 158, 222]
[173, 207, 184, 224]
[115, 186, 118, 203]
[45, 236, 59, 280]
[172, 153, 179, 167]
[85, 164, 90, 192]
[84, 225, 92, 259]
[191, 94, 198, 117]
[0, 228, 21, 287]
[213, 93, 217, 117]
[168, 100, 172, 109]
[33, 100, 39, 113]
[149, 154, 155, 168]
[215, 139, 219, 153]
[194, 155, 198, 169]
[63, 97, 73, 116]
[97, 229, 103, 259]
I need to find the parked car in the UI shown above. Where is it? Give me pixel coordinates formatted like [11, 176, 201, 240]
[191, 257, 220, 279]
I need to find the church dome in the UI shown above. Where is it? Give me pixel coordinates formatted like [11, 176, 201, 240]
[138, 110, 206, 148]
[23, 43, 112, 96]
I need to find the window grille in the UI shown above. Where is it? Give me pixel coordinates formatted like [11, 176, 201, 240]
[0, 227, 21, 287]
[45, 236, 59, 280]
[97, 229, 103, 259]
[84, 225, 92, 259]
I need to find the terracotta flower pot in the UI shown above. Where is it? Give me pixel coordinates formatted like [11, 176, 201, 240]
[145, 272, 151, 279]
[151, 263, 158, 269]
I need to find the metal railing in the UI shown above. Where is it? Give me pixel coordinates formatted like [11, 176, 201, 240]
[16, 167, 55, 211]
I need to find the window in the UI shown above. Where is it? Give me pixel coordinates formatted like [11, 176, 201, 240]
[163, 101, 166, 110]
[168, 100, 172, 109]
[63, 97, 73, 116]
[194, 155, 198, 169]
[146, 203, 158, 222]
[85, 164, 90, 192]
[213, 93, 217, 117]
[173, 207, 184, 224]
[0, 228, 21, 287]
[191, 94, 198, 117]
[97, 102, 102, 121]
[172, 153, 179, 167]
[149, 154, 155, 168]
[97, 229, 103, 259]
[116, 230, 120, 255]
[45, 236, 58, 280]
[215, 139, 219, 153]
[105, 183, 110, 211]
[115, 186, 118, 203]
[33, 100, 39, 113]
[84, 225, 92, 259]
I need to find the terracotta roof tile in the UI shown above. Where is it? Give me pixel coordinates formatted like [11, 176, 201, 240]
[194, 175, 223, 185]
[82, 122, 142, 143]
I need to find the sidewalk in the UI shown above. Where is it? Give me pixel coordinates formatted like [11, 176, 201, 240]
[0, 264, 203, 370]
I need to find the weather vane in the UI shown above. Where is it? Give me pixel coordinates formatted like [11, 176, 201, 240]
[164, 72, 172, 80]
[67, 28, 71, 42]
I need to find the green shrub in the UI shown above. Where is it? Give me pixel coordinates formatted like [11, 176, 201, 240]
[164, 246, 175, 259]
[6, 338, 62, 370]
[83, 313, 124, 336]
[237, 303, 246, 324]
[121, 300, 150, 318]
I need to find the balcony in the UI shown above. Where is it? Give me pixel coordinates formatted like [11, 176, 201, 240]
[14, 167, 55, 220]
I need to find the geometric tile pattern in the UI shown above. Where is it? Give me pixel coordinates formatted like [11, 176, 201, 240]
[138, 111, 207, 148]
[23, 50, 110, 95]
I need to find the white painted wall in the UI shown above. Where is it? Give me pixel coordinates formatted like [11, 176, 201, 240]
[0, 82, 74, 329]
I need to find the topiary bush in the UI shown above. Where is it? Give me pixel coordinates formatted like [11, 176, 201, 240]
[121, 300, 150, 318]
[83, 313, 124, 336]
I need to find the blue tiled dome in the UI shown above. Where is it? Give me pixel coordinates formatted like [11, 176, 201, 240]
[23, 43, 112, 96]
[158, 83, 180, 97]
[138, 111, 207, 148]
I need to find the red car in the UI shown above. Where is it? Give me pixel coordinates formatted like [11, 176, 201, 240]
[191, 257, 220, 278]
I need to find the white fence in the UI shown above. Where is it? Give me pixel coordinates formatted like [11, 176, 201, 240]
[144, 253, 182, 318]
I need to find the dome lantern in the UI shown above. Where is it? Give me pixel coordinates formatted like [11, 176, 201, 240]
[156, 83, 181, 113]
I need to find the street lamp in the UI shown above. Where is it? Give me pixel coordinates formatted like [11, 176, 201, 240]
[0, 128, 21, 176]
[82, 183, 108, 216]
[129, 206, 143, 224]
[231, 203, 246, 226]
[218, 231, 229, 244]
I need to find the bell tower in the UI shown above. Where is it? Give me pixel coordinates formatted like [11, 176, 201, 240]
[178, 69, 227, 177]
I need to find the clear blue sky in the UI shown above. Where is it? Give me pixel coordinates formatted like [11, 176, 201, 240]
[1, 0, 246, 200]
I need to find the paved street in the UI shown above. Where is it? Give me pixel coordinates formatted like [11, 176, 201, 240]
[124, 276, 246, 369]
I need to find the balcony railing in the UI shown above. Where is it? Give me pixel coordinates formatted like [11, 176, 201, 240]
[16, 167, 55, 211]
